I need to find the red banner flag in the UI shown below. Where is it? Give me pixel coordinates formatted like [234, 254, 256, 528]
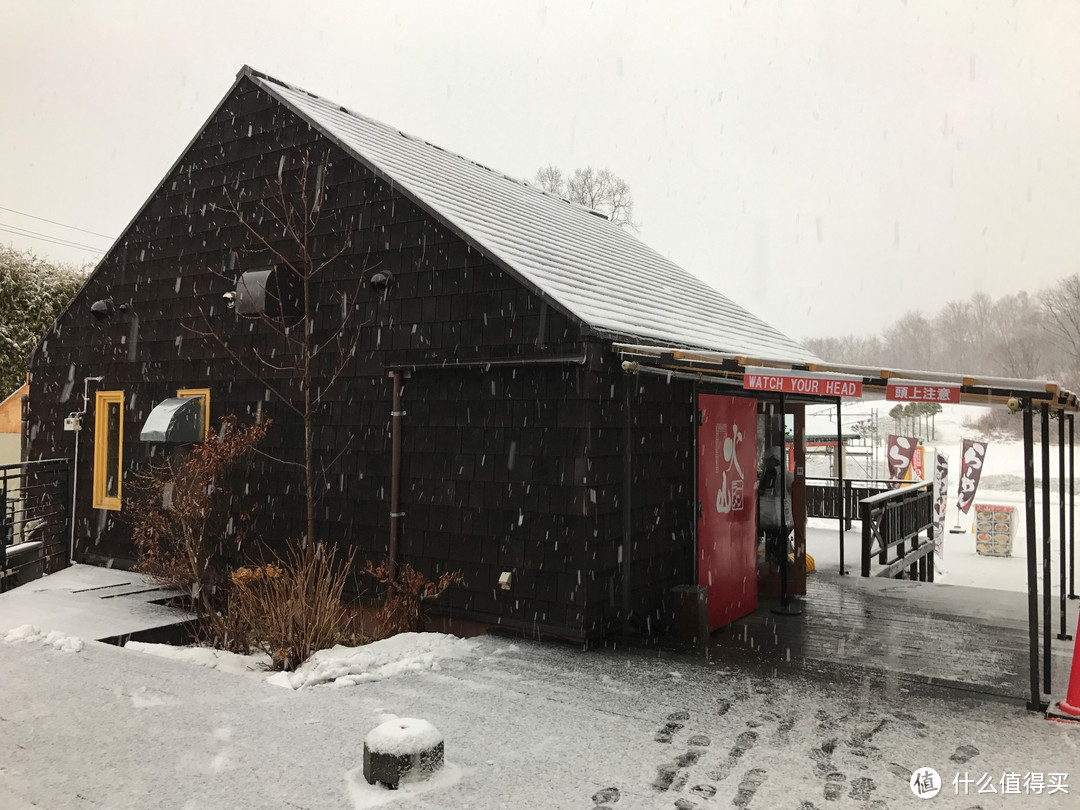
[886, 435, 918, 488]
[956, 439, 988, 514]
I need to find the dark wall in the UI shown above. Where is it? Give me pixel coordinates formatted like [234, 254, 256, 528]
[33, 77, 703, 640]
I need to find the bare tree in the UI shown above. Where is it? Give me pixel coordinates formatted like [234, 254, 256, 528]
[989, 292, 1045, 378]
[191, 148, 366, 547]
[1041, 274, 1080, 375]
[535, 165, 639, 230]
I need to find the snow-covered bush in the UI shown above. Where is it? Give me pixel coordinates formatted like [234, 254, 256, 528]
[0, 245, 86, 395]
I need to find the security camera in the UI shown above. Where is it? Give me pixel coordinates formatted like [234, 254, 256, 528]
[222, 291, 236, 309]
[1007, 397, 1023, 413]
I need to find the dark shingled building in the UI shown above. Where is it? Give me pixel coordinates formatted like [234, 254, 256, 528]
[27, 67, 817, 641]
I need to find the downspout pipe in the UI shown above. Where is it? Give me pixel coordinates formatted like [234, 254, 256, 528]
[388, 371, 407, 581]
[69, 376, 104, 566]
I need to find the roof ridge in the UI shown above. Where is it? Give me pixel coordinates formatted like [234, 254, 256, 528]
[244, 67, 610, 221]
[238, 66, 816, 362]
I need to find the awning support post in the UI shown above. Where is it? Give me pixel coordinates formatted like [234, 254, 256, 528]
[836, 397, 846, 575]
[1041, 402, 1052, 696]
[1059, 411, 1072, 640]
[771, 393, 801, 616]
[1023, 399, 1043, 711]
[622, 374, 633, 637]
[1070, 414, 1077, 601]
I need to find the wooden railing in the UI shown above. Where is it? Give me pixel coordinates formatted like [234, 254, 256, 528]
[805, 478, 890, 527]
[858, 482, 935, 580]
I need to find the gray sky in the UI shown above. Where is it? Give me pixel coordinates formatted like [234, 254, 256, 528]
[2, 1, 1078, 340]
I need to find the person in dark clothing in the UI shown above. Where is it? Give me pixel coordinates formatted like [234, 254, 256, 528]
[758, 446, 793, 561]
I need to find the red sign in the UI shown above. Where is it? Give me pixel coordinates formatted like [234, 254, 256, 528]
[743, 372, 862, 398]
[909, 445, 924, 481]
[697, 394, 758, 630]
[887, 383, 960, 404]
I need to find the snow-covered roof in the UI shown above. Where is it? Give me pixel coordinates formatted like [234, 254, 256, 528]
[244, 67, 818, 363]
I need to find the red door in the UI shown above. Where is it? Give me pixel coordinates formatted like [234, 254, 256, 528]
[698, 394, 758, 630]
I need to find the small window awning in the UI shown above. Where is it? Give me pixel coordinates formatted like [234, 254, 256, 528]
[140, 397, 204, 444]
[234, 267, 302, 320]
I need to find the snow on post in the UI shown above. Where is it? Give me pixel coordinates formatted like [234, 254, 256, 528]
[363, 717, 444, 789]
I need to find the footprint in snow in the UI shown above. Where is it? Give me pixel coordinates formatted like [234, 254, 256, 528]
[848, 776, 875, 800]
[591, 786, 620, 804]
[950, 744, 980, 764]
[732, 767, 768, 808]
[823, 771, 845, 802]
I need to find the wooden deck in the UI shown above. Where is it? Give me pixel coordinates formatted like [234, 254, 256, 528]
[702, 573, 1078, 706]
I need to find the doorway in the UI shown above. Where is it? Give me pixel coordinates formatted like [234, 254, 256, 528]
[696, 393, 759, 630]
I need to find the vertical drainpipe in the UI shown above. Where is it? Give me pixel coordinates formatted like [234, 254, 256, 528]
[388, 370, 406, 581]
[1022, 399, 1040, 711]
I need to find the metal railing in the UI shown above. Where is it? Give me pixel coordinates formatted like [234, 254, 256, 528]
[0, 459, 71, 592]
[858, 481, 935, 580]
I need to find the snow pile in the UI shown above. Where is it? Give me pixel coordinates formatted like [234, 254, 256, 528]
[365, 717, 443, 756]
[271, 632, 478, 690]
[4, 624, 84, 653]
[126, 641, 272, 676]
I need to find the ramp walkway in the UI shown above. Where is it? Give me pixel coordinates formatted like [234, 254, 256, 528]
[706, 572, 1078, 705]
[0, 564, 194, 645]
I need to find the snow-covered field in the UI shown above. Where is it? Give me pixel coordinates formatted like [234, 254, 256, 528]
[808, 402, 1077, 595]
[1, 402, 1078, 809]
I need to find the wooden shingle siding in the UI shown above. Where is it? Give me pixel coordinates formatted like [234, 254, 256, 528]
[27, 69, 786, 641]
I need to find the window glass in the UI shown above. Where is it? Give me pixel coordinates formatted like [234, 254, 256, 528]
[93, 390, 124, 510]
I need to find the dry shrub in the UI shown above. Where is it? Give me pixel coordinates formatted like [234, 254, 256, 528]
[231, 541, 363, 670]
[362, 560, 464, 638]
[129, 415, 269, 651]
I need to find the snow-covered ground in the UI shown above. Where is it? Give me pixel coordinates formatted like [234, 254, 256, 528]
[1, 401, 1078, 809]
[2, 622, 1077, 809]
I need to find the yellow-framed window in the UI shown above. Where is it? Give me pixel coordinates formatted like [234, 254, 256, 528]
[92, 390, 124, 510]
[176, 388, 210, 441]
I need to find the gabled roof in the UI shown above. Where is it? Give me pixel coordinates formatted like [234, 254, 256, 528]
[243, 67, 818, 364]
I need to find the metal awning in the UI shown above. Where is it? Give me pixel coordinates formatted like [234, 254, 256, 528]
[139, 397, 204, 444]
[614, 342, 1080, 411]
[615, 340, 1079, 714]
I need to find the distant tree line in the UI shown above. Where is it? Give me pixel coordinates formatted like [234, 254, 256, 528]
[805, 275, 1080, 391]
